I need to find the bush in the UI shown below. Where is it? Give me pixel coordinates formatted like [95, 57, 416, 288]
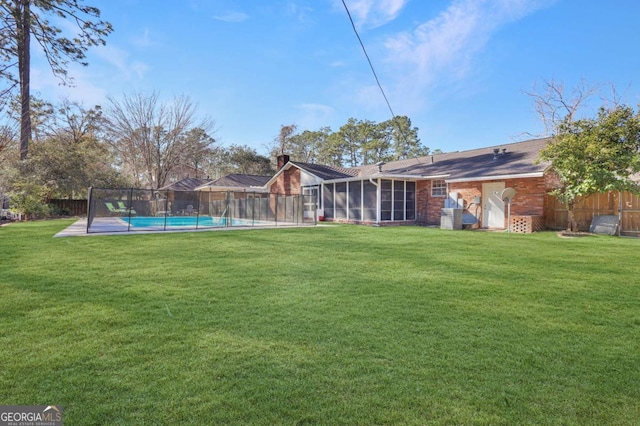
[49, 205, 72, 217]
[8, 183, 55, 220]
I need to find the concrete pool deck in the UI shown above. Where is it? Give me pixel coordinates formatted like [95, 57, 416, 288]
[55, 218, 316, 237]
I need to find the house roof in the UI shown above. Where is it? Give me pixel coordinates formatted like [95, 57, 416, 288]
[382, 137, 551, 181]
[263, 137, 552, 189]
[196, 173, 271, 191]
[289, 162, 356, 180]
[159, 177, 210, 191]
[313, 137, 552, 182]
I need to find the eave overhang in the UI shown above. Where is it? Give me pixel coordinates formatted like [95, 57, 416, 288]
[445, 171, 545, 183]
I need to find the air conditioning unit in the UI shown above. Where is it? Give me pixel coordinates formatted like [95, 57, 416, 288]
[440, 208, 462, 230]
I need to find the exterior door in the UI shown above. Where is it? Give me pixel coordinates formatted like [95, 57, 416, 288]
[302, 186, 318, 221]
[482, 182, 505, 228]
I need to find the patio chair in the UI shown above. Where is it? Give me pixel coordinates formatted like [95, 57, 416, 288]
[105, 202, 124, 215]
[185, 204, 196, 215]
[117, 201, 137, 215]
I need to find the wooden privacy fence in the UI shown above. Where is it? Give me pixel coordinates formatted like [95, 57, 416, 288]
[48, 199, 88, 216]
[545, 191, 640, 235]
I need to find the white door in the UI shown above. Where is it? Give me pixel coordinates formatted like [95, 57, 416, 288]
[302, 186, 318, 220]
[482, 182, 505, 228]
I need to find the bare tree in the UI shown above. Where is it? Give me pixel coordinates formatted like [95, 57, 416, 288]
[524, 78, 600, 135]
[181, 127, 217, 179]
[105, 92, 212, 189]
[47, 99, 105, 143]
[213, 144, 274, 177]
[277, 124, 296, 155]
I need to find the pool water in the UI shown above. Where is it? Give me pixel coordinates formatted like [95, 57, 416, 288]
[125, 216, 254, 228]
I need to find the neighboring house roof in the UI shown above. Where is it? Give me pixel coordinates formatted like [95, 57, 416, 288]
[195, 174, 271, 191]
[159, 177, 210, 191]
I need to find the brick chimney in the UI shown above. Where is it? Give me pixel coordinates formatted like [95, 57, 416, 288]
[277, 154, 290, 170]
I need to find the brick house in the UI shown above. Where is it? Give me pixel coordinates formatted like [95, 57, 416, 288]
[263, 138, 553, 231]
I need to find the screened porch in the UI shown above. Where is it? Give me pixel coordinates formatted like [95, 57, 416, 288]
[320, 179, 416, 224]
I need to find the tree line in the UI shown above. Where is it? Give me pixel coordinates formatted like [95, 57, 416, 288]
[0, 91, 429, 216]
[273, 116, 429, 168]
[0, 94, 270, 201]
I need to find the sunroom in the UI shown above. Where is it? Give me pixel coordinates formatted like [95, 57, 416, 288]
[318, 175, 426, 224]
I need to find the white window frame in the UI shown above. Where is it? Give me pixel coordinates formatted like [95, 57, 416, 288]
[431, 179, 447, 197]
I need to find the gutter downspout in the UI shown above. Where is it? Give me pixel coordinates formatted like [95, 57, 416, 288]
[369, 177, 380, 224]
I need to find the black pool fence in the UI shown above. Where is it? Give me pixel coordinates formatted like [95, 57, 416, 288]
[87, 187, 317, 233]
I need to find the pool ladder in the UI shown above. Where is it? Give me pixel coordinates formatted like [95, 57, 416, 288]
[217, 207, 228, 226]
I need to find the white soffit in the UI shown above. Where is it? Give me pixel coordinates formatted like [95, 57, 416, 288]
[445, 172, 544, 183]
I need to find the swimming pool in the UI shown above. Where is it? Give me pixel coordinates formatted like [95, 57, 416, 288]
[124, 216, 258, 228]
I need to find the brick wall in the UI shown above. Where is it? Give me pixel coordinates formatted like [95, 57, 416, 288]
[416, 181, 432, 224]
[417, 175, 549, 228]
[506, 176, 546, 216]
[544, 170, 561, 189]
[417, 181, 454, 226]
[269, 167, 301, 195]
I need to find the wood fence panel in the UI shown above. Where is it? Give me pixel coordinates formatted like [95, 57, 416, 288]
[622, 211, 640, 234]
[622, 191, 640, 209]
[546, 191, 640, 234]
[545, 195, 571, 230]
[49, 199, 87, 216]
[621, 192, 640, 234]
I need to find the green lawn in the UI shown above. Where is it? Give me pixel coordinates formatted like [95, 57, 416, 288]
[1, 220, 639, 425]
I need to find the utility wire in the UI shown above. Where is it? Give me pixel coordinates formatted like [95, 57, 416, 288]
[341, 0, 396, 118]
[340, 0, 413, 155]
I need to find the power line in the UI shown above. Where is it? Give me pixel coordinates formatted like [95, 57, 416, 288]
[340, 0, 396, 119]
[340, 0, 414, 155]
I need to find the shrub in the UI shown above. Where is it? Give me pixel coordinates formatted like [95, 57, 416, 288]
[8, 183, 54, 220]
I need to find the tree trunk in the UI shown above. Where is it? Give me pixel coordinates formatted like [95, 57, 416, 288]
[17, 0, 31, 160]
[567, 207, 578, 232]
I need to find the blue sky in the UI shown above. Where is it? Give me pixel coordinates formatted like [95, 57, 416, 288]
[32, 0, 640, 155]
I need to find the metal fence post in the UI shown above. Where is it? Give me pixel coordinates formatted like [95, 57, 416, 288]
[163, 191, 168, 231]
[127, 188, 134, 231]
[195, 190, 201, 229]
[252, 192, 256, 226]
[226, 191, 230, 227]
[86, 187, 93, 233]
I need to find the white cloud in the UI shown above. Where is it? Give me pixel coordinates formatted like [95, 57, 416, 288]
[296, 103, 335, 129]
[381, 0, 555, 109]
[30, 38, 152, 106]
[23, 12, 146, 103]
[132, 28, 153, 48]
[213, 11, 249, 23]
[343, 0, 408, 29]
[30, 65, 108, 106]
[286, 1, 314, 23]
[94, 45, 149, 81]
